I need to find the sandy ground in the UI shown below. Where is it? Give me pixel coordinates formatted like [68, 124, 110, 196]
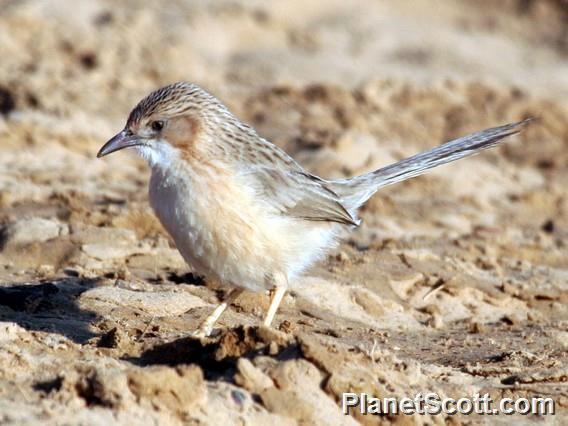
[0, 0, 567, 424]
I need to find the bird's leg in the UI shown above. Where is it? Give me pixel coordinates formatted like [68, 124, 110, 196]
[193, 288, 243, 338]
[263, 286, 287, 327]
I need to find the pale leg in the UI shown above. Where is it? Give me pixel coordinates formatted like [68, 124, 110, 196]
[263, 286, 287, 327]
[194, 288, 243, 337]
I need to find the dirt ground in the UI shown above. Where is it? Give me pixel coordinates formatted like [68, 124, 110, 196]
[0, 0, 567, 424]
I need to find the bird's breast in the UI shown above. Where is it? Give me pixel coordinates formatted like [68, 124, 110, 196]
[149, 167, 206, 270]
[147, 162, 291, 290]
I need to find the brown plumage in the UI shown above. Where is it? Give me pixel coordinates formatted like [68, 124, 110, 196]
[98, 81, 532, 337]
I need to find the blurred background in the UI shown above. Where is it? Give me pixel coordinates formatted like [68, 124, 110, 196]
[0, 1, 567, 424]
[2, 0, 567, 227]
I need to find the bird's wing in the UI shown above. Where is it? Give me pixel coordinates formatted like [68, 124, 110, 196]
[237, 166, 359, 226]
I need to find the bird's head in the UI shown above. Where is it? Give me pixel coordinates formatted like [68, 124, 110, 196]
[97, 82, 224, 168]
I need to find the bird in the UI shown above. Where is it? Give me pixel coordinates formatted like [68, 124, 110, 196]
[97, 81, 531, 337]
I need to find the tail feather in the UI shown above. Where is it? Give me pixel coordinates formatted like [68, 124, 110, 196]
[331, 118, 533, 210]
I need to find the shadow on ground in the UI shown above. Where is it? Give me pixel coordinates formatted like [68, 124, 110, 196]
[130, 325, 300, 381]
[0, 277, 101, 344]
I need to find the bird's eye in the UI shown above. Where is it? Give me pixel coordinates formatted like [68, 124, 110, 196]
[151, 120, 164, 132]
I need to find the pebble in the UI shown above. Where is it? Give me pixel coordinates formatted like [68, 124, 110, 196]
[2, 217, 68, 246]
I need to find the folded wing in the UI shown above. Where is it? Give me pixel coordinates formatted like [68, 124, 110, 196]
[238, 166, 359, 226]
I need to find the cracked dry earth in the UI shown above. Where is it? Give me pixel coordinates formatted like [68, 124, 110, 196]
[0, 0, 567, 424]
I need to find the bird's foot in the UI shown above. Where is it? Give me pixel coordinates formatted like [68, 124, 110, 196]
[191, 324, 214, 339]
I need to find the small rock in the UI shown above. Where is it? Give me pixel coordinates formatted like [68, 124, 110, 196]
[260, 359, 355, 425]
[80, 286, 208, 316]
[1, 217, 68, 246]
[127, 365, 206, 414]
[74, 367, 135, 409]
[271, 359, 322, 390]
[235, 358, 274, 393]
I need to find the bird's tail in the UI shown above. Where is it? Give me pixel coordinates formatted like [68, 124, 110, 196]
[330, 118, 533, 211]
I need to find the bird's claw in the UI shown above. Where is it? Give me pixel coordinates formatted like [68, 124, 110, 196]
[191, 326, 212, 339]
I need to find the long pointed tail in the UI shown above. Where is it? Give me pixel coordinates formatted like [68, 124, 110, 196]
[331, 118, 533, 210]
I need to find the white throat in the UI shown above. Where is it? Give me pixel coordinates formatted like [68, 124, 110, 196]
[135, 141, 180, 170]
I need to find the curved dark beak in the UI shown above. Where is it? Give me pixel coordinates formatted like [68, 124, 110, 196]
[97, 129, 144, 158]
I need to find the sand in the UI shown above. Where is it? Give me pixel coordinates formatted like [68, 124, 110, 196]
[0, 0, 567, 424]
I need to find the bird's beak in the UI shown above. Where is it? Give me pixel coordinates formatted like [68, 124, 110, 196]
[97, 129, 145, 158]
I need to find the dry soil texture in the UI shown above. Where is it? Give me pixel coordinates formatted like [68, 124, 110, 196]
[0, 0, 567, 425]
